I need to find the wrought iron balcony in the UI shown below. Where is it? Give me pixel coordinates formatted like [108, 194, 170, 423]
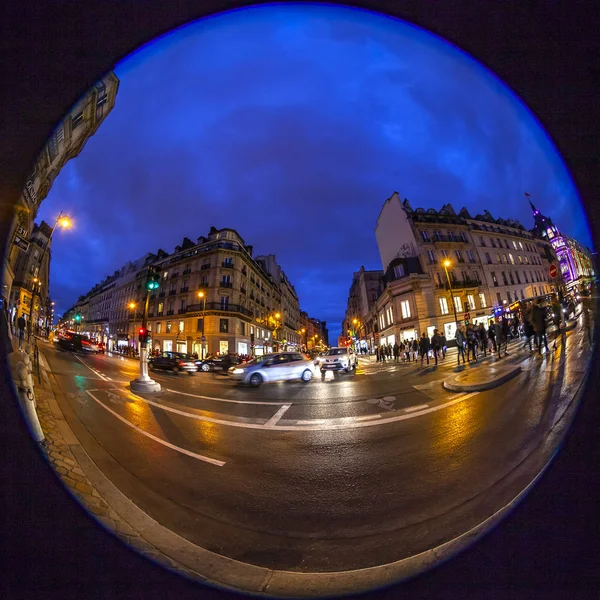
[166, 310, 174, 316]
[436, 278, 481, 290]
[219, 281, 233, 288]
[180, 287, 189, 293]
[185, 302, 253, 317]
[182, 269, 191, 275]
[432, 234, 468, 244]
[222, 261, 234, 268]
[201, 264, 211, 270]
[168, 290, 177, 295]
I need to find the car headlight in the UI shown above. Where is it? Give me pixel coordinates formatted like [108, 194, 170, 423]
[232, 368, 244, 374]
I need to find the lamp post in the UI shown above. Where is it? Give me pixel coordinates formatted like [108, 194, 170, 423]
[443, 259, 459, 333]
[128, 302, 140, 352]
[27, 212, 71, 341]
[197, 291, 206, 359]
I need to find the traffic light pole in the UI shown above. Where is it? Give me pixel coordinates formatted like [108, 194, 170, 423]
[130, 272, 161, 393]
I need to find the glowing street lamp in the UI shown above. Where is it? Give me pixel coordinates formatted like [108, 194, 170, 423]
[197, 291, 206, 358]
[442, 259, 459, 328]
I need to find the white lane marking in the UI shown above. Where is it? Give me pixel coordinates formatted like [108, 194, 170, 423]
[354, 414, 382, 421]
[74, 354, 110, 381]
[85, 391, 225, 467]
[264, 404, 292, 428]
[165, 388, 289, 406]
[296, 419, 327, 425]
[86, 390, 481, 432]
[413, 378, 448, 391]
[404, 404, 429, 413]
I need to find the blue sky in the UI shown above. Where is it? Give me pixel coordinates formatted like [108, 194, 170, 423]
[38, 2, 593, 343]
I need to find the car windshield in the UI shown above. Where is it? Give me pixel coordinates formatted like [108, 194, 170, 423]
[325, 348, 347, 356]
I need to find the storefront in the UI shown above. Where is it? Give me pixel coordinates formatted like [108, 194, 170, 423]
[443, 321, 457, 342]
[237, 341, 248, 355]
[398, 328, 418, 343]
[254, 345, 265, 356]
[163, 340, 173, 352]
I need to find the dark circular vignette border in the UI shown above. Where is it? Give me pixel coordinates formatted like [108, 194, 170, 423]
[1, 2, 599, 600]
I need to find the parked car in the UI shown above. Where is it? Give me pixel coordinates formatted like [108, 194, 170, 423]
[148, 351, 197, 375]
[196, 354, 240, 372]
[319, 347, 357, 375]
[228, 352, 315, 387]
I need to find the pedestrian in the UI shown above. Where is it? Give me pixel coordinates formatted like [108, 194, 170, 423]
[455, 325, 466, 365]
[431, 329, 443, 365]
[387, 344, 392, 359]
[501, 318, 511, 355]
[441, 333, 447, 359]
[466, 324, 478, 362]
[393, 342, 399, 361]
[477, 323, 488, 357]
[532, 299, 549, 355]
[523, 305, 535, 352]
[412, 338, 419, 362]
[17, 314, 26, 350]
[488, 320, 497, 352]
[419, 332, 431, 366]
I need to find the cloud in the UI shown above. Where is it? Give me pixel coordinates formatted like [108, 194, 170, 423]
[36, 3, 592, 344]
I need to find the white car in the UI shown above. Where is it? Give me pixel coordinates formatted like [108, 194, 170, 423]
[228, 352, 315, 387]
[319, 347, 357, 375]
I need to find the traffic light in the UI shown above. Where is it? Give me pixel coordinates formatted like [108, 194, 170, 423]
[74, 312, 82, 323]
[145, 265, 160, 291]
[138, 327, 149, 344]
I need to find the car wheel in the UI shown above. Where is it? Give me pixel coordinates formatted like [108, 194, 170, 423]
[188, 371, 195, 376]
[201, 363, 210, 372]
[249, 373, 263, 387]
[301, 369, 313, 382]
[149, 363, 154, 370]
[172, 366, 179, 374]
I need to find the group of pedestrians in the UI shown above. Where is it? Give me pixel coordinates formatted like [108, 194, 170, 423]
[454, 319, 509, 364]
[375, 332, 448, 366]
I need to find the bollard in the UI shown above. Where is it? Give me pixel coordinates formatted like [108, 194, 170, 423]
[7, 350, 45, 443]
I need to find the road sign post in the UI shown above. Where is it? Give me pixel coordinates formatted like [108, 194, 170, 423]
[549, 264, 558, 278]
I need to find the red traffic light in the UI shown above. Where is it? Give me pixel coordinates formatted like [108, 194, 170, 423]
[138, 327, 146, 335]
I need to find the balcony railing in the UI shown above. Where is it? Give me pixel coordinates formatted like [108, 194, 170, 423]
[178, 308, 186, 314]
[180, 287, 189, 293]
[219, 281, 233, 288]
[158, 292, 165, 297]
[183, 269, 191, 275]
[432, 234, 468, 244]
[148, 313, 154, 318]
[201, 264, 211, 270]
[436, 278, 481, 290]
[171, 273, 178, 279]
[186, 302, 253, 317]
[157, 311, 163, 316]
[197, 282, 209, 289]
[166, 310, 174, 315]
[222, 261, 233, 268]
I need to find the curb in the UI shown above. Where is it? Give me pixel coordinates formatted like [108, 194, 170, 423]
[28, 342, 584, 598]
[442, 364, 522, 392]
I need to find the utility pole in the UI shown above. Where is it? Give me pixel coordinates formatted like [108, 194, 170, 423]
[130, 266, 161, 393]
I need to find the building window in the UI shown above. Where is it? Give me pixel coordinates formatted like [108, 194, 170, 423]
[496, 253, 501, 263]
[72, 111, 84, 129]
[509, 253, 515, 265]
[519, 241, 524, 250]
[386, 305, 394, 326]
[509, 271, 515, 284]
[516, 272, 521, 284]
[501, 271, 508, 285]
[156, 322, 162, 333]
[166, 322, 172, 333]
[223, 257, 233, 267]
[220, 296, 229, 308]
[196, 318, 204, 332]
[466, 250, 475, 263]
[455, 250, 464, 263]
[461, 270, 468, 281]
[440, 249, 448, 258]
[163, 271, 168, 279]
[518, 255, 523, 264]
[439, 297, 449, 315]
[479, 293, 487, 308]
[394, 264, 406, 278]
[502, 253, 508, 263]
[504, 239, 510, 248]
[485, 252, 492, 264]
[250, 325, 254, 335]
[401, 300, 411, 319]
[426, 250, 435, 264]
[454, 296, 463, 313]
[220, 319, 229, 333]
[520, 289, 525, 299]
[240, 322, 245, 335]
[178, 320, 184, 332]
[491, 272, 498, 286]
[467, 295, 475, 311]
[379, 314, 385, 330]
[479, 236, 486, 246]
[507, 291, 512, 303]
[436, 272, 443, 286]
[421, 230, 430, 241]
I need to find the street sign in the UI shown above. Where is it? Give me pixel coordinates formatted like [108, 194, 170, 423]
[13, 235, 30, 252]
[463, 312, 470, 321]
[16, 225, 28, 238]
[549, 264, 558, 278]
[201, 335, 206, 342]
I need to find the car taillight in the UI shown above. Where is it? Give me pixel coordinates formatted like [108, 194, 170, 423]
[178, 360, 185, 366]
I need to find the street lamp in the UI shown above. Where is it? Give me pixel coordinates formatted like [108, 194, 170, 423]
[197, 291, 206, 358]
[443, 259, 459, 332]
[27, 211, 71, 340]
[128, 302, 140, 351]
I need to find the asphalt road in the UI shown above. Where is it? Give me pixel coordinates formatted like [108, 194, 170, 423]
[41, 323, 591, 573]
